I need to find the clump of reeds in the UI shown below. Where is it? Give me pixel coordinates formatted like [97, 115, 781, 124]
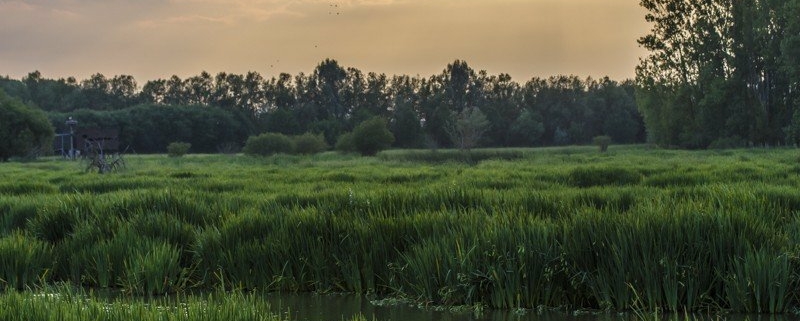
[0, 232, 51, 290]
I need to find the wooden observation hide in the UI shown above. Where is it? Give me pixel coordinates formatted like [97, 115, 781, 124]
[76, 128, 120, 155]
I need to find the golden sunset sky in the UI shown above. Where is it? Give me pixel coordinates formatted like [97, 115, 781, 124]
[0, 0, 650, 83]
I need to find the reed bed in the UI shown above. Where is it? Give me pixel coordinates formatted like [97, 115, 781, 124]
[1, 147, 800, 314]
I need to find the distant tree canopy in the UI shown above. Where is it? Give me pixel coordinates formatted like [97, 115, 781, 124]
[637, 0, 800, 148]
[2, 59, 646, 154]
[0, 90, 54, 161]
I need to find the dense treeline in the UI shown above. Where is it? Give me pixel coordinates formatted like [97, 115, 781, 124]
[1, 60, 645, 153]
[48, 105, 251, 154]
[637, 0, 800, 148]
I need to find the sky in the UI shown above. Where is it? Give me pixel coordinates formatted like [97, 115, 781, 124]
[0, 0, 650, 83]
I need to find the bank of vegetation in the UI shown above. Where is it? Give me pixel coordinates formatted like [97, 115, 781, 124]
[1, 147, 800, 314]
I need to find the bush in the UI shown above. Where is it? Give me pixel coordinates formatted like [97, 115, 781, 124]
[167, 142, 191, 157]
[0, 90, 54, 162]
[292, 133, 328, 155]
[335, 132, 357, 153]
[593, 135, 612, 152]
[352, 117, 394, 156]
[242, 133, 294, 156]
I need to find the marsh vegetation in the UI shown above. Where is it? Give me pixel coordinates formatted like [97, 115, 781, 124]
[2, 146, 800, 318]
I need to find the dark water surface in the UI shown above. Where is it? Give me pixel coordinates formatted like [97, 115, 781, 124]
[257, 293, 800, 321]
[263, 293, 584, 321]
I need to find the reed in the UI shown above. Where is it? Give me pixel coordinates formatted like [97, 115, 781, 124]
[2, 147, 800, 313]
[0, 232, 51, 290]
[0, 289, 290, 321]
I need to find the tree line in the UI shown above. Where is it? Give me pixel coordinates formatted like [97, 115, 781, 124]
[637, 0, 800, 148]
[1, 59, 645, 154]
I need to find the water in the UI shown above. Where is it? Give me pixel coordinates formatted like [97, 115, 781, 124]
[74, 289, 800, 321]
[263, 293, 585, 321]
[258, 293, 763, 321]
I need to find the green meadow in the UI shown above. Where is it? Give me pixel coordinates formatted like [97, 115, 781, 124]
[2, 146, 800, 316]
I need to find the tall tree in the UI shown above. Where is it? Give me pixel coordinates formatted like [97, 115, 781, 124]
[481, 73, 522, 146]
[637, 0, 797, 148]
[447, 106, 490, 151]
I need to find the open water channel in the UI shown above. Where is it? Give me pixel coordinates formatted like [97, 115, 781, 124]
[258, 293, 796, 321]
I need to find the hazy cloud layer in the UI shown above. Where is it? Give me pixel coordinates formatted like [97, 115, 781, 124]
[0, 0, 649, 82]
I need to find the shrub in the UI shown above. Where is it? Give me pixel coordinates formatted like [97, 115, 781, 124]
[352, 117, 394, 156]
[593, 135, 612, 153]
[167, 142, 191, 157]
[335, 132, 357, 153]
[292, 133, 328, 155]
[242, 133, 294, 156]
[0, 90, 54, 162]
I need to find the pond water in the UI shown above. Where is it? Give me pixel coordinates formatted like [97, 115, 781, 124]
[79, 289, 800, 321]
[257, 293, 798, 321]
[264, 293, 583, 321]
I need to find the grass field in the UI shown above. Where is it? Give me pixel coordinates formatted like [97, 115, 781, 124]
[2, 146, 800, 314]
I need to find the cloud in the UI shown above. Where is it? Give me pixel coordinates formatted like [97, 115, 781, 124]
[134, 0, 306, 28]
[0, 1, 80, 20]
[0, 0, 649, 83]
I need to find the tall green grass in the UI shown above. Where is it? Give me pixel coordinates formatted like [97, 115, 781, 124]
[1, 147, 800, 313]
[0, 232, 51, 290]
[0, 289, 289, 321]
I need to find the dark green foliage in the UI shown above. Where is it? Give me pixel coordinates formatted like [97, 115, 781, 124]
[0, 59, 647, 156]
[292, 133, 328, 155]
[637, 0, 799, 148]
[390, 103, 424, 148]
[335, 132, 357, 153]
[0, 90, 54, 161]
[242, 133, 295, 156]
[49, 104, 249, 154]
[352, 117, 394, 156]
[447, 107, 490, 151]
[508, 109, 544, 146]
[166, 141, 191, 157]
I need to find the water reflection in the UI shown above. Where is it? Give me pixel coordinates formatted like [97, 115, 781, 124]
[263, 293, 611, 321]
[259, 294, 800, 321]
